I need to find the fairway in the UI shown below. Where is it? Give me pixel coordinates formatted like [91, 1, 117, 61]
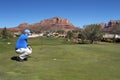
[0, 37, 120, 80]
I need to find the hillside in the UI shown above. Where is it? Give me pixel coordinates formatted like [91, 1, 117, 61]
[1, 18, 120, 32]
[8, 17, 78, 32]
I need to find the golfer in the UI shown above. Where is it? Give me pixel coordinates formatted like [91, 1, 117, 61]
[15, 29, 32, 62]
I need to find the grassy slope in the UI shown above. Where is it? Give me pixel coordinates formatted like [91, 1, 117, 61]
[0, 37, 120, 80]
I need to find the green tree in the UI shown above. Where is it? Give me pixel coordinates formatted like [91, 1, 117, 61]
[56, 30, 65, 34]
[83, 24, 103, 44]
[1, 27, 13, 39]
[78, 29, 86, 43]
[66, 31, 73, 39]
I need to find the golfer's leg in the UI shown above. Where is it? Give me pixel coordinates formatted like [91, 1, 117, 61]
[26, 47, 32, 55]
[19, 52, 28, 59]
[16, 48, 27, 60]
[16, 48, 23, 54]
[19, 48, 32, 59]
[16, 48, 25, 59]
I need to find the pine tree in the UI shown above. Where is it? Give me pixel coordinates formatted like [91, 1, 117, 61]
[1, 27, 13, 39]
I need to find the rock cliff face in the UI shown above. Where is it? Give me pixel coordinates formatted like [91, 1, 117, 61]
[101, 20, 120, 31]
[8, 17, 77, 32]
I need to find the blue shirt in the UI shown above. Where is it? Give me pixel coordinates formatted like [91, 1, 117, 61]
[15, 34, 28, 49]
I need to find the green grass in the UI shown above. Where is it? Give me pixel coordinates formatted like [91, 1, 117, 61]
[0, 37, 120, 80]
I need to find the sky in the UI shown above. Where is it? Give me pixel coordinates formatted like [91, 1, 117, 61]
[0, 0, 120, 28]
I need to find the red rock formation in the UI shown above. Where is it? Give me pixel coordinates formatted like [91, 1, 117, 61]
[8, 17, 78, 32]
[100, 20, 120, 32]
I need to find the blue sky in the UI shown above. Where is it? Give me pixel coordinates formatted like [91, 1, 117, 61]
[0, 0, 120, 28]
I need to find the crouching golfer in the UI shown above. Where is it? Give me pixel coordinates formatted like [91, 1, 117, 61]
[15, 29, 32, 62]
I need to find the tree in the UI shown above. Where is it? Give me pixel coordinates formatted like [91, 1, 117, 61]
[0, 27, 13, 39]
[83, 24, 103, 44]
[66, 31, 73, 39]
[56, 30, 65, 34]
[77, 29, 86, 43]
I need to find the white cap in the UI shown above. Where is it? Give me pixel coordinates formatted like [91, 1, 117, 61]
[24, 29, 31, 35]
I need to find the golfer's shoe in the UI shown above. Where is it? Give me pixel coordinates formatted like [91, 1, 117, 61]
[18, 58, 25, 62]
[11, 56, 19, 60]
[23, 58, 28, 61]
[17, 57, 27, 62]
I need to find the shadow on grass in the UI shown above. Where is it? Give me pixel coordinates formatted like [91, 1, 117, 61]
[11, 56, 28, 62]
[11, 56, 20, 61]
